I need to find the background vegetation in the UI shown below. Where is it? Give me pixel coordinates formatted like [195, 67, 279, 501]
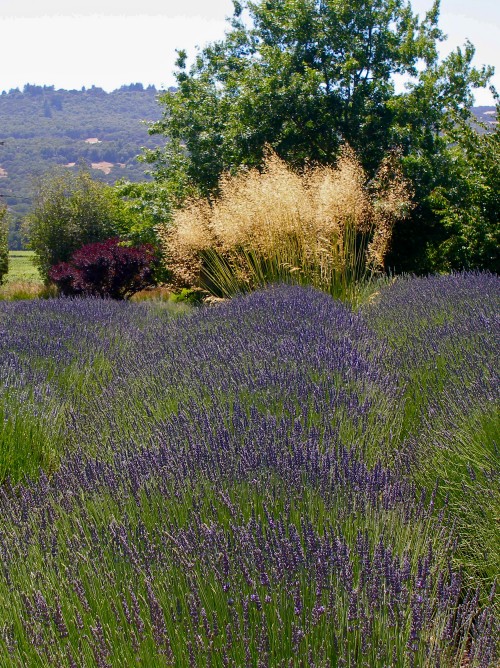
[23, 167, 135, 282]
[145, 0, 498, 275]
[0, 251, 44, 301]
[4, 250, 40, 283]
[0, 84, 166, 249]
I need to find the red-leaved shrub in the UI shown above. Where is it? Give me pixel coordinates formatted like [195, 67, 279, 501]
[48, 238, 157, 299]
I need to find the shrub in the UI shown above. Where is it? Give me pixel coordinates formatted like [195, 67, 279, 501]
[23, 166, 133, 282]
[169, 287, 205, 305]
[158, 147, 412, 304]
[48, 238, 157, 299]
[0, 206, 9, 284]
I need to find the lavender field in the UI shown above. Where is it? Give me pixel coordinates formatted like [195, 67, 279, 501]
[0, 273, 498, 667]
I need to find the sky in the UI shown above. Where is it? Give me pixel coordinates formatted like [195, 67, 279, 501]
[0, 0, 498, 105]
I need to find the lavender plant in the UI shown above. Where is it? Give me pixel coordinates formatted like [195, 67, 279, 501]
[363, 272, 500, 596]
[0, 275, 497, 665]
[0, 206, 8, 285]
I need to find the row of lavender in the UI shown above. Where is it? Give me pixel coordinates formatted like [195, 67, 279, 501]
[0, 274, 498, 665]
[363, 272, 499, 591]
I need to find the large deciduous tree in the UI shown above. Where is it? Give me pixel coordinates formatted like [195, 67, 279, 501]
[426, 103, 500, 273]
[145, 0, 494, 272]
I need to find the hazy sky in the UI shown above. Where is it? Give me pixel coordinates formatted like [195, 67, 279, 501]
[0, 0, 498, 105]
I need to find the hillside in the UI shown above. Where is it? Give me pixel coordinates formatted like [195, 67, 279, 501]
[0, 84, 496, 249]
[0, 84, 169, 248]
[471, 106, 499, 129]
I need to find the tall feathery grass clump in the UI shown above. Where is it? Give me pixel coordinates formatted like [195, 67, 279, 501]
[158, 147, 412, 304]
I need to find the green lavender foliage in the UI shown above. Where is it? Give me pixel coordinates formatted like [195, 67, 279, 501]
[0, 275, 498, 665]
[0, 206, 8, 283]
[363, 272, 500, 594]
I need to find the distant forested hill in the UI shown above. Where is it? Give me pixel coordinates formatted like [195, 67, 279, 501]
[0, 84, 496, 249]
[471, 106, 498, 131]
[0, 84, 168, 248]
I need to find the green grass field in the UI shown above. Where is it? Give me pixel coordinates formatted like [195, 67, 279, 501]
[5, 250, 41, 283]
[0, 251, 43, 300]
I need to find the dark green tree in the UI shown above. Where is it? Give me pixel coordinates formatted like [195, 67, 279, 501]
[386, 42, 497, 272]
[115, 180, 172, 245]
[145, 0, 494, 271]
[24, 166, 133, 281]
[425, 103, 500, 272]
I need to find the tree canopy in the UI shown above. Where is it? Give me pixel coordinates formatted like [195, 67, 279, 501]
[144, 0, 495, 272]
[426, 103, 500, 272]
[146, 0, 492, 189]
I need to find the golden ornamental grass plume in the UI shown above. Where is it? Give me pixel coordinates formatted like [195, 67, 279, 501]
[211, 151, 308, 255]
[159, 197, 215, 288]
[158, 146, 413, 303]
[367, 149, 415, 269]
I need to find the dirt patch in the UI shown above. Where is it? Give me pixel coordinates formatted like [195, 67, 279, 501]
[64, 162, 76, 168]
[91, 161, 114, 175]
[85, 137, 101, 144]
[0, 166, 7, 177]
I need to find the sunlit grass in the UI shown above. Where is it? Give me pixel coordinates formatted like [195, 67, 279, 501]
[6, 251, 41, 283]
[0, 251, 44, 300]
